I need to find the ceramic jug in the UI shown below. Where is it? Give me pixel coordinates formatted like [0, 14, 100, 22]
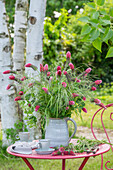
[45, 117, 77, 147]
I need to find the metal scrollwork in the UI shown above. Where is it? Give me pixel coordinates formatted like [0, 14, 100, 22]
[91, 104, 113, 170]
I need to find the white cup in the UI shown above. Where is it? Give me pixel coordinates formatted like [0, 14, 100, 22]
[37, 139, 50, 150]
[19, 132, 30, 142]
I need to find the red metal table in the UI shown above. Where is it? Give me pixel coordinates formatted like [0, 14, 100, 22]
[7, 139, 110, 170]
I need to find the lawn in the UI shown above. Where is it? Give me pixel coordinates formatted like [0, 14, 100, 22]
[72, 102, 113, 130]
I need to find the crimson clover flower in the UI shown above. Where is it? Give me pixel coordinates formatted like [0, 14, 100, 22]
[14, 96, 22, 101]
[83, 96, 86, 101]
[25, 63, 32, 67]
[62, 82, 67, 87]
[3, 70, 11, 74]
[76, 79, 81, 83]
[85, 67, 92, 74]
[44, 64, 48, 71]
[9, 75, 15, 80]
[59, 147, 65, 153]
[3, 70, 16, 74]
[69, 101, 75, 105]
[57, 66, 61, 71]
[19, 91, 24, 95]
[68, 151, 75, 155]
[28, 103, 31, 107]
[35, 105, 40, 112]
[47, 72, 50, 76]
[95, 80, 102, 85]
[94, 98, 101, 104]
[82, 108, 87, 113]
[69, 63, 74, 70]
[40, 64, 44, 72]
[6, 84, 12, 90]
[21, 76, 26, 81]
[63, 70, 67, 75]
[25, 63, 37, 71]
[91, 86, 97, 91]
[72, 93, 79, 97]
[84, 73, 87, 77]
[57, 70, 62, 76]
[66, 51, 71, 59]
[42, 87, 48, 93]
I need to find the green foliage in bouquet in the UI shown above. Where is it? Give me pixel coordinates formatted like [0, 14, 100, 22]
[3, 52, 105, 128]
[7, 54, 106, 125]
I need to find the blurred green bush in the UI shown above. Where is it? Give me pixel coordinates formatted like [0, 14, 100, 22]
[46, 0, 91, 20]
[95, 82, 113, 104]
[5, 0, 113, 83]
[43, 5, 113, 83]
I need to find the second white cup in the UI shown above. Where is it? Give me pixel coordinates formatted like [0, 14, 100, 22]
[19, 132, 30, 142]
[37, 139, 50, 150]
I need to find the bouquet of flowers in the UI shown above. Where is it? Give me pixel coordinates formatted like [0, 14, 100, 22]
[3, 51, 104, 126]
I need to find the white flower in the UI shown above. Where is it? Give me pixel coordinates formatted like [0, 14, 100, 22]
[68, 9, 72, 13]
[53, 11, 61, 18]
[75, 5, 79, 9]
[80, 8, 84, 14]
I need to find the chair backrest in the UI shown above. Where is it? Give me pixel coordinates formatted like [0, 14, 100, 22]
[91, 103, 113, 170]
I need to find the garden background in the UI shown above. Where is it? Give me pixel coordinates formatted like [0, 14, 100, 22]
[0, 0, 113, 169]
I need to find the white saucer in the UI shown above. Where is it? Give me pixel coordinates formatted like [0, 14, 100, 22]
[35, 148, 55, 155]
[10, 145, 32, 155]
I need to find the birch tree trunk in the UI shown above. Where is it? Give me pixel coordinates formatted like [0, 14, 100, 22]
[0, 0, 18, 146]
[12, 0, 28, 130]
[13, 0, 28, 72]
[26, 0, 46, 75]
[26, 0, 47, 140]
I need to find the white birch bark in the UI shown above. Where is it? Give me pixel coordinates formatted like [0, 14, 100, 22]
[25, 0, 47, 140]
[26, 0, 46, 75]
[0, 0, 18, 146]
[13, 0, 28, 71]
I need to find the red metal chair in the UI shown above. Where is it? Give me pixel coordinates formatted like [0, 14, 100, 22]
[91, 103, 113, 170]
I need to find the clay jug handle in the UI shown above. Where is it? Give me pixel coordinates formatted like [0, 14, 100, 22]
[66, 117, 77, 142]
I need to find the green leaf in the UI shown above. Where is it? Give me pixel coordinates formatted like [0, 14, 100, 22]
[103, 15, 110, 20]
[110, 37, 113, 44]
[99, 18, 111, 26]
[81, 34, 89, 42]
[106, 47, 113, 58]
[98, 25, 105, 33]
[92, 38, 102, 52]
[110, 7, 113, 17]
[97, 0, 105, 6]
[90, 28, 100, 41]
[87, 2, 96, 9]
[99, 9, 107, 15]
[88, 19, 98, 27]
[78, 17, 90, 22]
[92, 11, 99, 19]
[103, 28, 113, 41]
[81, 24, 91, 35]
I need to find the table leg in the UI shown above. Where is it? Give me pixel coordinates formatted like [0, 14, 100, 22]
[22, 157, 34, 170]
[62, 159, 65, 170]
[79, 157, 89, 170]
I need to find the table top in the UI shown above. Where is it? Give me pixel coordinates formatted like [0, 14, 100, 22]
[7, 139, 110, 160]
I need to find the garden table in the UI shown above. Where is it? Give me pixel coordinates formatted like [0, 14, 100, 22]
[7, 139, 110, 170]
